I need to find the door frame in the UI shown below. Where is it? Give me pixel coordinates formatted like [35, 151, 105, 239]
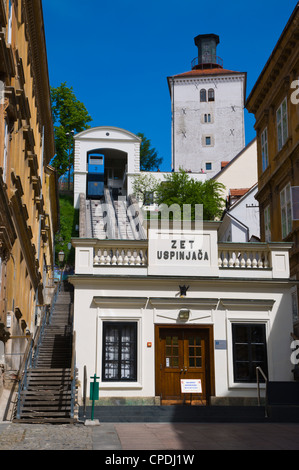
[155, 324, 215, 404]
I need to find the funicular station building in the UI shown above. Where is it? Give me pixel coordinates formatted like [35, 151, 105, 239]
[70, 34, 296, 412]
[70, 125, 295, 409]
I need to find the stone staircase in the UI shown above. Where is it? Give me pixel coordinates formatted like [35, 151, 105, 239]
[14, 284, 77, 424]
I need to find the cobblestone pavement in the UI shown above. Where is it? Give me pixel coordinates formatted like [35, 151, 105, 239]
[0, 422, 95, 450]
[1, 421, 299, 451]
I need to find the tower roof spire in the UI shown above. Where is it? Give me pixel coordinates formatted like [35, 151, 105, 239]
[192, 33, 223, 70]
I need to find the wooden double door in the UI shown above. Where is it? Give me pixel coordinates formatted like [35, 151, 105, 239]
[155, 326, 214, 405]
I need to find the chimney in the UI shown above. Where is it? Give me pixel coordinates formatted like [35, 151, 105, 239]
[192, 34, 223, 70]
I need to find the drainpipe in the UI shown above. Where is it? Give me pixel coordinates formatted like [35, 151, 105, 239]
[170, 77, 175, 171]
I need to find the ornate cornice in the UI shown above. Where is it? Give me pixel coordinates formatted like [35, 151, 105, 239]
[21, 0, 54, 163]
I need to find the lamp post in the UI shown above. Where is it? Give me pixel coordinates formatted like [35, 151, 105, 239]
[66, 130, 74, 191]
[58, 250, 65, 284]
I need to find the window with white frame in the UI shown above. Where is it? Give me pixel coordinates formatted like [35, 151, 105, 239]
[276, 97, 288, 151]
[264, 205, 271, 242]
[204, 113, 211, 123]
[261, 127, 268, 172]
[102, 322, 137, 382]
[232, 323, 268, 383]
[280, 183, 292, 238]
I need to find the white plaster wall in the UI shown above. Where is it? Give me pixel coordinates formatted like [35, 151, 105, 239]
[172, 75, 246, 177]
[230, 187, 260, 241]
[72, 276, 294, 402]
[73, 285, 155, 400]
[214, 138, 258, 200]
[218, 186, 260, 242]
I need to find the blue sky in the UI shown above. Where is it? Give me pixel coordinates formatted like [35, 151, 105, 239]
[42, 0, 298, 171]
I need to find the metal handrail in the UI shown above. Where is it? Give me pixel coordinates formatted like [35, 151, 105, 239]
[256, 366, 269, 418]
[33, 283, 60, 367]
[15, 282, 61, 419]
[191, 55, 223, 69]
[70, 330, 76, 419]
[16, 336, 34, 419]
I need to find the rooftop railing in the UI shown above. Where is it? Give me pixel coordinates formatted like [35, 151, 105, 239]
[191, 55, 223, 70]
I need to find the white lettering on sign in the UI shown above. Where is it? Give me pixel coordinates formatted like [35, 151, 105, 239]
[181, 379, 202, 393]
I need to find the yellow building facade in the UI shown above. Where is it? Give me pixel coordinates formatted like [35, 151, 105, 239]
[0, 0, 58, 390]
[246, 4, 299, 334]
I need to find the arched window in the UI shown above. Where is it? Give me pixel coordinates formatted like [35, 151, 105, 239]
[200, 89, 207, 102]
[208, 88, 215, 101]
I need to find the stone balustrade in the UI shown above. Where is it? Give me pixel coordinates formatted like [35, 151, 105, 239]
[94, 246, 148, 266]
[218, 244, 270, 269]
[72, 237, 291, 279]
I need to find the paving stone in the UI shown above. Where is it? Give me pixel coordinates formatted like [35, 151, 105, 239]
[0, 421, 299, 450]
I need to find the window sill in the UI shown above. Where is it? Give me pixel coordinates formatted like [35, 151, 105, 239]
[274, 136, 292, 163]
[229, 382, 265, 390]
[100, 382, 143, 390]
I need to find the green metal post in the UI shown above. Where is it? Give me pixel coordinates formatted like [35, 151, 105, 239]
[90, 374, 99, 421]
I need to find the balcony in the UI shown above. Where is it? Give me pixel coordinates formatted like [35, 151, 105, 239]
[218, 242, 292, 279]
[72, 236, 292, 281]
[191, 55, 223, 70]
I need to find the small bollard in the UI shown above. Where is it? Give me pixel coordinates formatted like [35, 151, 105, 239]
[85, 374, 100, 426]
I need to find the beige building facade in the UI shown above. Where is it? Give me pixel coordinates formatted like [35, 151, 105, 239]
[0, 0, 59, 403]
[246, 3, 299, 336]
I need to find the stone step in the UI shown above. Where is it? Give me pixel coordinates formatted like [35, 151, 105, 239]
[14, 288, 75, 423]
[14, 418, 75, 424]
[79, 405, 267, 423]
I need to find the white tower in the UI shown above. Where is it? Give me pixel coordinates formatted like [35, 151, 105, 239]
[168, 34, 246, 178]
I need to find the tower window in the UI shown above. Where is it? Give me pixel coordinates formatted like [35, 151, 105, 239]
[200, 89, 207, 102]
[208, 89, 215, 101]
[205, 136, 211, 146]
[204, 114, 211, 123]
[205, 162, 212, 171]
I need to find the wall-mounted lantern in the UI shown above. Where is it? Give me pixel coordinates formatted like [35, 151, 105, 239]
[178, 308, 190, 321]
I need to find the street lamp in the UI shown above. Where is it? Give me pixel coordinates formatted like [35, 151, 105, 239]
[58, 250, 65, 264]
[58, 250, 65, 283]
[66, 130, 74, 191]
